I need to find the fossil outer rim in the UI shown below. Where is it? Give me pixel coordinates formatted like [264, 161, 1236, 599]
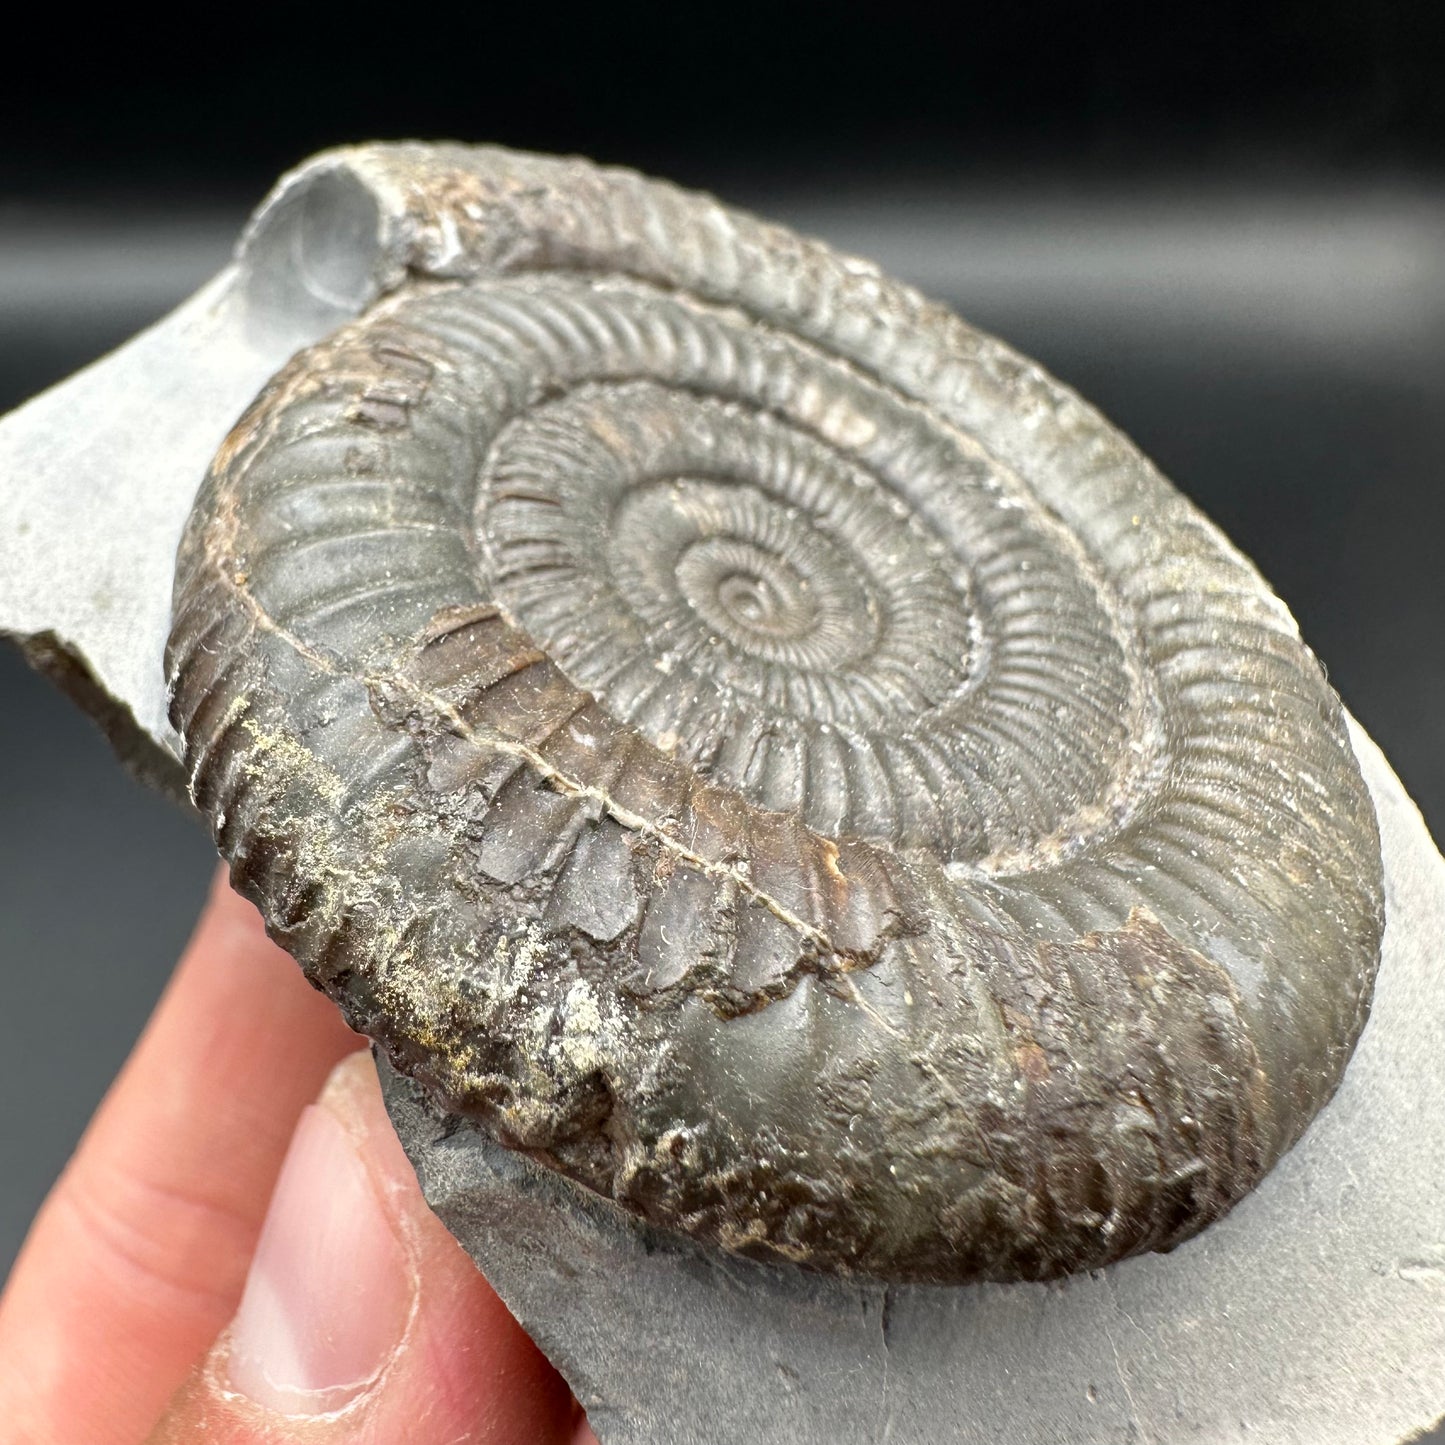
[166, 143, 1384, 1285]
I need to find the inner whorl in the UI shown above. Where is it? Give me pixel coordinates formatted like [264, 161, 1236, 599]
[167, 144, 1384, 1284]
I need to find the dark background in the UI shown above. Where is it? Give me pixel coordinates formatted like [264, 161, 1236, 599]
[2, 4, 1442, 1428]
[2, 2, 1444, 199]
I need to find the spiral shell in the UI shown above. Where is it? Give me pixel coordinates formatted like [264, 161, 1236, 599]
[166, 144, 1384, 1284]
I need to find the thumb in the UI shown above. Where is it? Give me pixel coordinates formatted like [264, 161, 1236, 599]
[145, 1050, 588, 1444]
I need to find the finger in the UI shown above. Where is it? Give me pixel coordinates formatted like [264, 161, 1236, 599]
[0, 868, 362, 1445]
[144, 1051, 582, 1444]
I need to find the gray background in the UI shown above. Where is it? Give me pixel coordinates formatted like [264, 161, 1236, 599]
[3, 185, 1443, 1439]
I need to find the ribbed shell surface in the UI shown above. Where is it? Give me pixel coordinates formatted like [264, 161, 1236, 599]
[166, 144, 1384, 1284]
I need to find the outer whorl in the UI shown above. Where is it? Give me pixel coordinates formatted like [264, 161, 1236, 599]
[166, 144, 1384, 1285]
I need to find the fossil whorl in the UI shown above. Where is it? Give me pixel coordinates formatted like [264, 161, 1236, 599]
[166, 144, 1384, 1285]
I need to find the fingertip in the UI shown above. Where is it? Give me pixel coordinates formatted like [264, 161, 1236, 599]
[147, 1050, 582, 1443]
[322, 1051, 582, 1440]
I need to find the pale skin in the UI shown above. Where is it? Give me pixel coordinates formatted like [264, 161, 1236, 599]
[0, 868, 599, 1444]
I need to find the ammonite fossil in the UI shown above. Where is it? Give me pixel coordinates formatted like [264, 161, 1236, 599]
[166, 144, 1385, 1285]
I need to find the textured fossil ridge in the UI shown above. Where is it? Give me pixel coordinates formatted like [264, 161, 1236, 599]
[165, 143, 1385, 1285]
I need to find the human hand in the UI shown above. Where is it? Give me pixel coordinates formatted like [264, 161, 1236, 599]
[0, 868, 598, 1443]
